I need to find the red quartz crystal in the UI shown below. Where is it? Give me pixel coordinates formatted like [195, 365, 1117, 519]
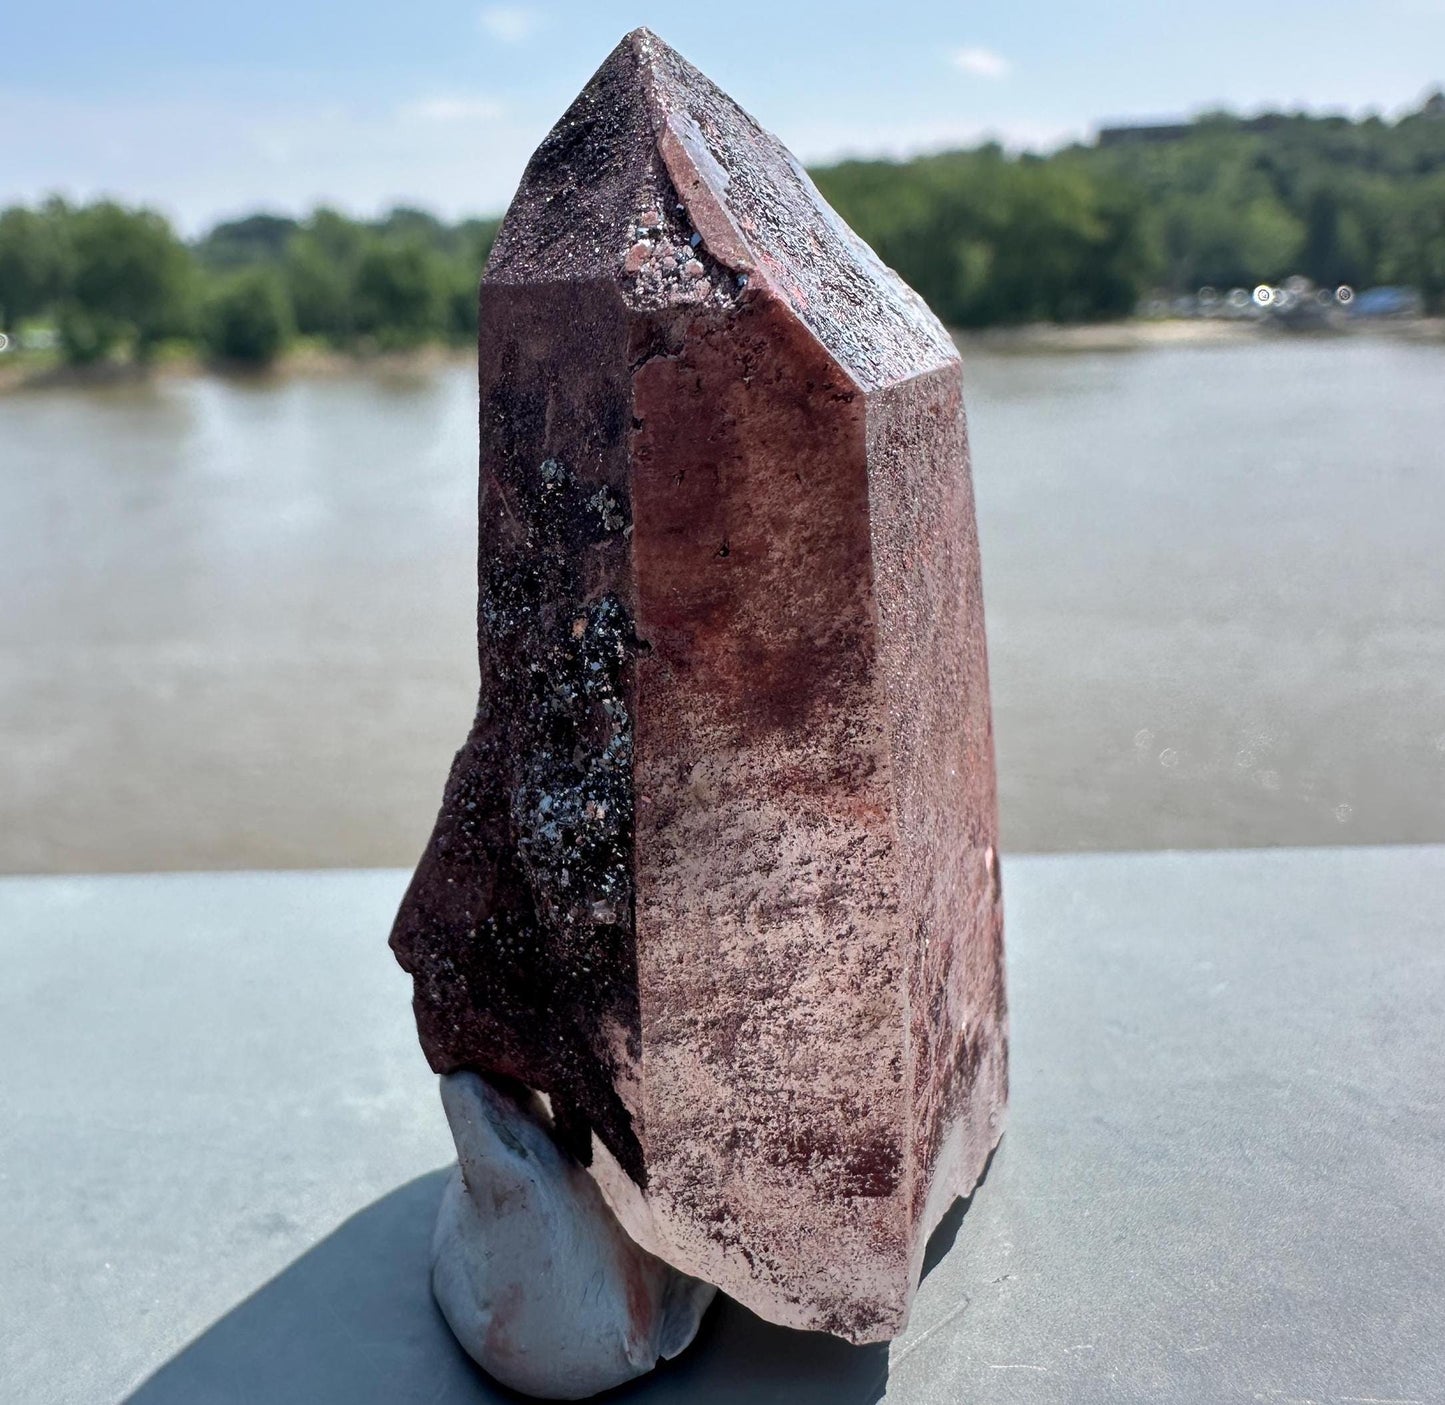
[391, 28, 1007, 1343]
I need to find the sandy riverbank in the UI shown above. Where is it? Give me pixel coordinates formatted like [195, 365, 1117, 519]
[953, 315, 1445, 353]
[5, 318, 1441, 394]
[0, 342, 475, 395]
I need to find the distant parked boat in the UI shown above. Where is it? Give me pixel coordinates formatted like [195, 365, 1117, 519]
[1347, 286, 1424, 319]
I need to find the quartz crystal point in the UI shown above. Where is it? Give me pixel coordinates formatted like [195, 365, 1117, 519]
[391, 27, 1008, 1344]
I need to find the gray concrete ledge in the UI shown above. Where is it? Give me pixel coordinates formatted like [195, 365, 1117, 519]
[2, 846, 1442, 1403]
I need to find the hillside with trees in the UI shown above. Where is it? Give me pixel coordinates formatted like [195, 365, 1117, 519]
[1, 93, 1442, 366]
[814, 91, 1445, 325]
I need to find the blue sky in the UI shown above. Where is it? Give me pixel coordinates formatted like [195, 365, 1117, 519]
[3, 0, 1441, 232]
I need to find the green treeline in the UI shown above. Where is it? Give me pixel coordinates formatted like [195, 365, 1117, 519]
[0, 203, 500, 367]
[2, 95, 1443, 365]
[813, 94, 1445, 325]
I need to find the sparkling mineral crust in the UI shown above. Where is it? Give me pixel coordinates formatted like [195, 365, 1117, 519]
[391, 27, 1007, 1346]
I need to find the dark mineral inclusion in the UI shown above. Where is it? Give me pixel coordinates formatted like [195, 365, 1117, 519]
[391, 28, 1008, 1343]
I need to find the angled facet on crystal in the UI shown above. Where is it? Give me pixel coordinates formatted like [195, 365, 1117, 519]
[391, 28, 1007, 1344]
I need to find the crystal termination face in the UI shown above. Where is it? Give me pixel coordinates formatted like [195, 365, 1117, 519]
[390, 28, 1008, 1344]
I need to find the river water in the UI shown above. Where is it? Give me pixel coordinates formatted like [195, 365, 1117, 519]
[3, 334, 1442, 873]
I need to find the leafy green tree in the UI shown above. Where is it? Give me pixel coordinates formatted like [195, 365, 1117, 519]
[56, 305, 118, 365]
[352, 237, 445, 346]
[817, 148, 1153, 325]
[200, 268, 294, 364]
[285, 240, 352, 342]
[194, 213, 299, 270]
[1382, 174, 1445, 311]
[439, 218, 500, 343]
[444, 259, 480, 342]
[0, 204, 68, 334]
[374, 206, 447, 247]
[1300, 186, 1369, 287]
[283, 208, 367, 343]
[1158, 192, 1303, 288]
[458, 216, 502, 271]
[63, 201, 194, 362]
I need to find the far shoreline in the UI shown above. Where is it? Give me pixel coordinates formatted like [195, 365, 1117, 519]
[952, 315, 1445, 354]
[0, 341, 475, 395]
[3, 317, 1442, 394]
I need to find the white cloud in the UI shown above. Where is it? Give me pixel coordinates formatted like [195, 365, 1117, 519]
[478, 6, 538, 43]
[398, 95, 504, 124]
[951, 47, 1011, 80]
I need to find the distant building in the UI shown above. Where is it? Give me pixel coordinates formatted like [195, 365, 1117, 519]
[1096, 122, 1192, 147]
[1097, 113, 1294, 147]
[1099, 93, 1443, 147]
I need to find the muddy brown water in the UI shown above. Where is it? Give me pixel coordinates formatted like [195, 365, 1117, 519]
[3, 335, 1443, 873]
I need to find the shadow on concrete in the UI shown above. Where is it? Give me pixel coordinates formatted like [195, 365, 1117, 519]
[920, 1140, 1001, 1285]
[123, 1169, 890, 1405]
